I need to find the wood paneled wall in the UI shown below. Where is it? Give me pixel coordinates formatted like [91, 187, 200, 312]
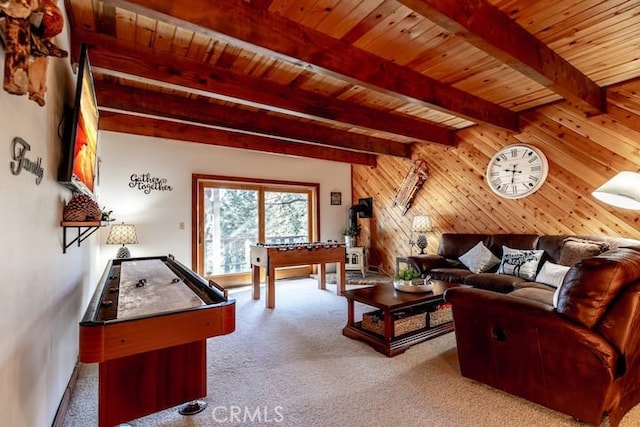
[353, 79, 640, 277]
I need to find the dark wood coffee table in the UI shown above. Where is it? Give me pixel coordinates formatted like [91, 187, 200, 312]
[342, 280, 461, 357]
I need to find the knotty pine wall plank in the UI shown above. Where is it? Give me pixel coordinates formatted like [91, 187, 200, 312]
[353, 79, 640, 276]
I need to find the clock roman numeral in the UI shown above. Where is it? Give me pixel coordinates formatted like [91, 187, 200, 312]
[527, 155, 539, 164]
[528, 175, 539, 182]
[531, 165, 541, 172]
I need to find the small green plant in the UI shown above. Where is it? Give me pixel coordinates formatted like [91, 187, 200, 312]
[395, 267, 420, 280]
[342, 225, 361, 237]
[101, 208, 114, 222]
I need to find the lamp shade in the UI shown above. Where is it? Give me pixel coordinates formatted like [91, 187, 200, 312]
[411, 215, 432, 233]
[592, 172, 640, 210]
[106, 223, 139, 245]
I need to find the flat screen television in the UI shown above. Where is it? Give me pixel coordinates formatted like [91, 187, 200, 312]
[58, 44, 99, 197]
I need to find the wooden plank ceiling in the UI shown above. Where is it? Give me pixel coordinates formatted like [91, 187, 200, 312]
[64, 0, 640, 166]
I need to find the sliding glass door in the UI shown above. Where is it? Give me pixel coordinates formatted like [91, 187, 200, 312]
[264, 191, 310, 245]
[203, 186, 259, 276]
[194, 175, 318, 286]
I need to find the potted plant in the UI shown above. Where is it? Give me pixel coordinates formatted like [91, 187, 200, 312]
[342, 224, 361, 247]
[394, 266, 421, 286]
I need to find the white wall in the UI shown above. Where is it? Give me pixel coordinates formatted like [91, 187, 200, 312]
[96, 132, 353, 271]
[0, 17, 100, 426]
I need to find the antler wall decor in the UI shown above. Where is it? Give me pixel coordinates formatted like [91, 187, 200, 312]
[0, 0, 67, 106]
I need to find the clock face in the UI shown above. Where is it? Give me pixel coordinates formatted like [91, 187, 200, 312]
[486, 144, 548, 199]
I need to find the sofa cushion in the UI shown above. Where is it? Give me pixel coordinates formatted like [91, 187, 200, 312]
[429, 268, 473, 283]
[488, 234, 539, 257]
[458, 241, 500, 273]
[509, 287, 554, 306]
[406, 254, 446, 278]
[514, 281, 555, 291]
[556, 248, 640, 328]
[558, 237, 610, 266]
[464, 273, 525, 293]
[535, 261, 570, 288]
[498, 246, 544, 281]
[536, 235, 571, 263]
[438, 233, 492, 260]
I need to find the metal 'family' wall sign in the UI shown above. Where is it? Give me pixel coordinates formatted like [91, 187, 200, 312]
[10, 137, 43, 184]
[129, 173, 173, 194]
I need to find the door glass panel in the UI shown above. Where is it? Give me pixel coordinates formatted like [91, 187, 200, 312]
[197, 178, 317, 282]
[265, 191, 309, 244]
[203, 187, 258, 276]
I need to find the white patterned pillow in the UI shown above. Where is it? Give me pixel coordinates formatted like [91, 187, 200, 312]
[535, 261, 570, 288]
[458, 241, 500, 274]
[498, 246, 544, 281]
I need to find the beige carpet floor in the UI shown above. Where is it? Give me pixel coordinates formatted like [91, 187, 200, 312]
[63, 278, 640, 426]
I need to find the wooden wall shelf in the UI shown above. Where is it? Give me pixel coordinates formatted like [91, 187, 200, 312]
[61, 221, 107, 253]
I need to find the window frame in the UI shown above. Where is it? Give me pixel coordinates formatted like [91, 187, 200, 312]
[192, 174, 320, 286]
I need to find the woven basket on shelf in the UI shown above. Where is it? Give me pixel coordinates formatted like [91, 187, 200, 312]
[428, 304, 453, 327]
[362, 309, 426, 337]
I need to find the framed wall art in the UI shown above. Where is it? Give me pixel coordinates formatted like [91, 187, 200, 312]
[330, 192, 342, 206]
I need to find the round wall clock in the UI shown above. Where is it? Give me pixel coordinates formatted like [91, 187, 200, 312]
[486, 144, 549, 199]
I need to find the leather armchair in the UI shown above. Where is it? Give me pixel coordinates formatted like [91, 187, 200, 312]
[444, 246, 640, 426]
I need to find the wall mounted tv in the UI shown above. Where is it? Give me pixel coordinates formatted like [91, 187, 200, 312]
[58, 44, 99, 197]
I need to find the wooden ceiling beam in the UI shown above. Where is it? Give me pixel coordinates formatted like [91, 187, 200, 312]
[101, 0, 519, 131]
[72, 29, 455, 146]
[398, 0, 605, 115]
[98, 111, 378, 166]
[95, 80, 412, 158]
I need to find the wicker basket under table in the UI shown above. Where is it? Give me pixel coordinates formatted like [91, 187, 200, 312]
[427, 303, 453, 327]
[362, 309, 427, 337]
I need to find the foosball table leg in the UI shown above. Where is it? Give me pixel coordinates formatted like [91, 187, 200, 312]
[252, 265, 261, 300]
[318, 263, 326, 290]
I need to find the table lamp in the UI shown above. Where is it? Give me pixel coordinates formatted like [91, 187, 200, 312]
[412, 215, 432, 254]
[592, 171, 640, 210]
[106, 222, 138, 258]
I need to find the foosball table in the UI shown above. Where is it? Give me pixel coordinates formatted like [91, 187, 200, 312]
[250, 242, 346, 308]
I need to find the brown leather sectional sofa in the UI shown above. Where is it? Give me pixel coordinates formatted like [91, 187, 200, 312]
[408, 233, 640, 426]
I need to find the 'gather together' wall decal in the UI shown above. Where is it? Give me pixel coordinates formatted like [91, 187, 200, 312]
[129, 173, 173, 194]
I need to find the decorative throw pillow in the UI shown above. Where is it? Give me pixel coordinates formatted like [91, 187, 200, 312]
[458, 241, 500, 274]
[535, 261, 570, 288]
[553, 282, 565, 308]
[558, 237, 610, 266]
[498, 246, 544, 281]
